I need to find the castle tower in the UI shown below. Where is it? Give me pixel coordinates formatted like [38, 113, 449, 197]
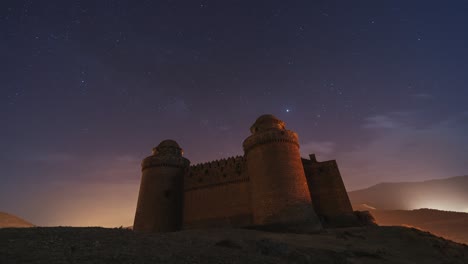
[242, 115, 322, 229]
[302, 155, 358, 227]
[133, 139, 190, 232]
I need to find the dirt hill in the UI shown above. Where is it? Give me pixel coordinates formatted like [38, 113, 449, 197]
[1, 226, 467, 263]
[0, 212, 34, 228]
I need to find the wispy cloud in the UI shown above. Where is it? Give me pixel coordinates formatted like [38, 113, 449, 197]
[30, 153, 74, 162]
[301, 141, 336, 159]
[412, 93, 433, 99]
[23, 152, 142, 183]
[338, 112, 468, 190]
[114, 155, 140, 162]
[363, 115, 399, 129]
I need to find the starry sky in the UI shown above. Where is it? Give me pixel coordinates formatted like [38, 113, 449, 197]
[1, 1, 468, 227]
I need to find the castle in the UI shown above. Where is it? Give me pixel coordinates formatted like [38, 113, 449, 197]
[134, 114, 358, 232]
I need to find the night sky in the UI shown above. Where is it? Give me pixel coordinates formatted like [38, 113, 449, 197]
[1, 1, 468, 227]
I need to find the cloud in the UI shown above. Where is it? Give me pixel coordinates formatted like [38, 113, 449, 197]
[75, 154, 141, 183]
[114, 155, 140, 162]
[412, 93, 433, 99]
[30, 153, 74, 162]
[338, 112, 468, 190]
[300, 141, 336, 159]
[18, 152, 142, 183]
[363, 115, 399, 129]
[158, 96, 190, 115]
[217, 125, 231, 131]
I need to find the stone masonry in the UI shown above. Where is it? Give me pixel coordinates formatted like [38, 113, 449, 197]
[134, 114, 358, 232]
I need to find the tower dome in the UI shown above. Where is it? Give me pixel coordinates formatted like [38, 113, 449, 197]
[157, 139, 180, 148]
[250, 114, 286, 134]
[152, 139, 183, 156]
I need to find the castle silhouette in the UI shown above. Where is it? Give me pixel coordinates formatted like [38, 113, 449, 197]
[134, 114, 358, 232]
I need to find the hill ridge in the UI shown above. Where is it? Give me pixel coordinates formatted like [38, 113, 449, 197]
[353, 175, 468, 192]
[0, 212, 34, 228]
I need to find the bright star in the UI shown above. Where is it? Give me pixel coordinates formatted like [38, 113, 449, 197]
[286, 109, 290, 113]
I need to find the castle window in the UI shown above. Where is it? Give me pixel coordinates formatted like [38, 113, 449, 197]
[205, 169, 208, 175]
[223, 173, 227, 178]
[236, 163, 242, 174]
[164, 190, 171, 198]
[198, 178, 203, 183]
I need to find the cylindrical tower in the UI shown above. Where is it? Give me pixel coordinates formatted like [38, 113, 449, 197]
[243, 115, 321, 228]
[133, 139, 190, 232]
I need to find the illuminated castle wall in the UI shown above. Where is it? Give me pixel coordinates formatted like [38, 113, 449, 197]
[133, 114, 357, 232]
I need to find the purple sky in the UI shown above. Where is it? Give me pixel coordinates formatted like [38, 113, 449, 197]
[1, 1, 468, 226]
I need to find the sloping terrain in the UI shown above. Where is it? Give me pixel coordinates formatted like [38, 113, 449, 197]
[1, 226, 467, 264]
[0, 212, 34, 228]
[348, 175, 468, 211]
[348, 176, 468, 245]
[368, 209, 468, 245]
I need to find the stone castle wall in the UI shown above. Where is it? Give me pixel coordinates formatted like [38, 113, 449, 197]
[134, 166, 184, 232]
[133, 140, 189, 232]
[244, 141, 318, 226]
[180, 153, 356, 229]
[182, 156, 252, 228]
[302, 155, 357, 227]
[242, 115, 320, 227]
[184, 156, 247, 190]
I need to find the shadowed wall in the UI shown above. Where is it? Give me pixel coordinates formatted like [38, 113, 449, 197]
[133, 140, 189, 232]
[303, 154, 357, 227]
[183, 157, 251, 228]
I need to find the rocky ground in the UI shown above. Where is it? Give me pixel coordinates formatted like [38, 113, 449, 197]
[1, 226, 467, 264]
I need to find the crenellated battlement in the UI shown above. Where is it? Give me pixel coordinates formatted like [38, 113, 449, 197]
[190, 155, 244, 169]
[184, 155, 247, 191]
[243, 129, 299, 154]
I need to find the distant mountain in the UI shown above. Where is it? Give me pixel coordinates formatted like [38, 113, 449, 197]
[369, 209, 468, 245]
[0, 212, 34, 228]
[348, 175, 468, 212]
[348, 176, 468, 244]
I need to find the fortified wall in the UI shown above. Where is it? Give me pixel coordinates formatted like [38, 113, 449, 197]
[133, 114, 358, 232]
[183, 156, 251, 229]
[303, 154, 356, 227]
